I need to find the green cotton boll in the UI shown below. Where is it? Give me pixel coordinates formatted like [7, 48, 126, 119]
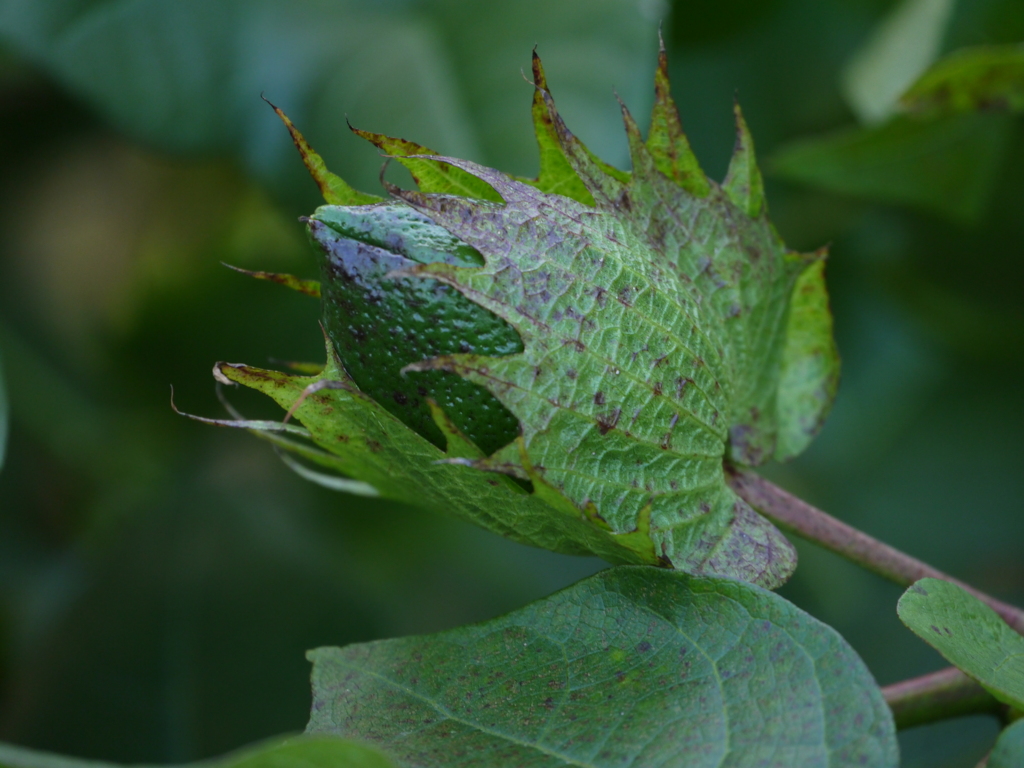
[215, 48, 846, 589]
[307, 203, 523, 456]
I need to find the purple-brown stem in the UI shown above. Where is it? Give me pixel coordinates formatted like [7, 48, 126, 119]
[882, 667, 1006, 730]
[726, 465, 1024, 730]
[726, 465, 1024, 634]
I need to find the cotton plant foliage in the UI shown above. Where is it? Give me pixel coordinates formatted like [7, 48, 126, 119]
[211, 47, 839, 590]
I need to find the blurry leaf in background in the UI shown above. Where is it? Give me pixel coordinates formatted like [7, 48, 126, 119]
[670, 0, 783, 47]
[989, 720, 1024, 768]
[0, 0, 658, 213]
[0, 319, 162, 511]
[772, 2, 1023, 226]
[0, 736, 395, 768]
[2, 136, 312, 369]
[899, 44, 1024, 116]
[0, 455, 388, 761]
[309, 567, 898, 768]
[841, 0, 955, 125]
[0, 0, 474, 207]
[0, 346, 7, 471]
[769, 111, 1013, 223]
[898, 578, 1024, 710]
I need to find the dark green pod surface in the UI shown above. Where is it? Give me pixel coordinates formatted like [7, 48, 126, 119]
[308, 203, 523, 456]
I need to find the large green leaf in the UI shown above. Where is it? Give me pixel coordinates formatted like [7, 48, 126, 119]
[0, 737, 394, 768]
[899, 44, 1024, 116]
[307, 566, 898, 768]
[989, 720, 1024, 768]
[898, 578, 1024, 709]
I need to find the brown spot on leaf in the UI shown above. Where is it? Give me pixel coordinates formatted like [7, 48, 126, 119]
[594, 391, 606, 406]
[597, 408, 622, 435]
[660, 413, 680, 449]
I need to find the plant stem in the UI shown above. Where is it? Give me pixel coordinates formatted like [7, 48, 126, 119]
[725, 465, 1024, 635]
[882, 668, 1006, 730]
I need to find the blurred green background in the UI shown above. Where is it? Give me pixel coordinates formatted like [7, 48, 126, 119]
[0, 1, 1021, 766]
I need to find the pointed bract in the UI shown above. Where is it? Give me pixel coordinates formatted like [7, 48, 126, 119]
[519, 52, 596, 205]
[775, 253, 840, 461]
[723, 101, 767, 218]
[619, 97, 659, 183]
[223, 263, 321, 298]
[267, 100, 380, 206]
[646, 42, 710, 197]
[525, 55, 631, 208]
[540, 89, 631, 208]
[350, 126, 502, 202]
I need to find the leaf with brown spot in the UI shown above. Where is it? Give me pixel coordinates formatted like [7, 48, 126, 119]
[898, 578, 1024, 710]
[0, 736, 395, 768]
[308, 567, 898, 768]
[899, 44, 1024, 117]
